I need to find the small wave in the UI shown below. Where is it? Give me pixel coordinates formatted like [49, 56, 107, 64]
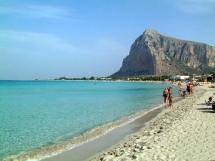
[3, 104, 164, 161]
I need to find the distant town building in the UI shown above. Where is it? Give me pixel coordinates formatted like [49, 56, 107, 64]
[100, 77, 112, 80]
[170, 75, 190, 81]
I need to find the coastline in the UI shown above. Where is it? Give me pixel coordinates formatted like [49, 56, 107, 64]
[6, 81, 213, 161]
[89, 83, 215, 160]
[41, 95, 182, 161]
[42, 100, 181, 161]
[3, 81, 181, 161]
[2, 81, 175, 161]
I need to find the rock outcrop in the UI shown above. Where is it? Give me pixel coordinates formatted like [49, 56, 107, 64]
[111, 29, 215, 77]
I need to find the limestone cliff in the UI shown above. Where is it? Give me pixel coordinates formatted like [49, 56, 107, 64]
[112, 29, 215, 77]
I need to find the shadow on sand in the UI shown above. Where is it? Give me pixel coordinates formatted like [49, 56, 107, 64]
[197, 108, 212, 110]
[197, 103, 208, 105]
[201, 111, 215, 113]
[197, 107, 215, 113]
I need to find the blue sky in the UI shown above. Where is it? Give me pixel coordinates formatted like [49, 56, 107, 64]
[0, 0, 215, 80]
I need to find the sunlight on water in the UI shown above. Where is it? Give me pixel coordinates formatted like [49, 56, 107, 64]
[0, 81, 178, 160]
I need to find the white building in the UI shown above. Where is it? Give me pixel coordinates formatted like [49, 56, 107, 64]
[170, 75, 190, 80]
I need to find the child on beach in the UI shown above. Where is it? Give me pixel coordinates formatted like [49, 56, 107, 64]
[168, 93, 174, 107]
[205, 96, 213, 105]
[178, 90, 183, 97]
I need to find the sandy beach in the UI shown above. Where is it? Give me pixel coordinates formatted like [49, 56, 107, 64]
[88, 83, 215, 161]
[36, 82, 215, 161]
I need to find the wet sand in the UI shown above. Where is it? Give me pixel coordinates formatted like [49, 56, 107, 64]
[89, 83, 215, 161]
[6, 82, 215, 161]
[43, 97, 182, 161]
[5, 82, 179, 161]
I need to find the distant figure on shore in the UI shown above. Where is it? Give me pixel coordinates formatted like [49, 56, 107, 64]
[205, 96, 213, 105]
[183, 91, 187, 98]
[168, 93, 174, 107]
[177, 82, 181, 88]
[163, 88, 169, 107]
[186, 83, 191, 96]
[178, 90, 183, 97]
[190, 83, 194, 94]
[168, 87, 172, 94]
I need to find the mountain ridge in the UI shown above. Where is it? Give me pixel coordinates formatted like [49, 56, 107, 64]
[111, 29, 215, 77]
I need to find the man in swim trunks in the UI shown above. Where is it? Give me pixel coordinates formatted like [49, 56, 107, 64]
[163, 88, 169, 107]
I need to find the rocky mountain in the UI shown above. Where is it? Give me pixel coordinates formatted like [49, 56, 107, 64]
[111, 29, 215, 77]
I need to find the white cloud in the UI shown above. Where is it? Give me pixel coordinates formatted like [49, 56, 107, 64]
[0, 30, 81, 54]
[0, 30, 91, 80]
[174, 0, 215, 14]
[0, 30, 129, 59]
[0, 31, 129, 79]
[0, 5, 77, 20]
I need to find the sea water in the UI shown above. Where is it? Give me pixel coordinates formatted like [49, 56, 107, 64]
[0, 80, 178, 160]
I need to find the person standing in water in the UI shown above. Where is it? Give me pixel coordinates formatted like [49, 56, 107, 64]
[168, 87, 172, 94]
[168, 93, 174, 107]
[163, 88, 169, 107]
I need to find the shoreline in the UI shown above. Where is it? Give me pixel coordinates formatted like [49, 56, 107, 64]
[3, 82, 214, 160]
[42, 97, 182, 161]
[3, 82, 181, 161]
[2, 81, 174, 161]
[2, 82, 181, 161]
[89, 84, 215, 160]
[42, 92, 182, 161]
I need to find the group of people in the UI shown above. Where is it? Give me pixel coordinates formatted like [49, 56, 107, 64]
[162, 82, 196, 108]
[177, 82, 195, 98]
[163, 87, 174, 107]
[163, 81, 215, 111]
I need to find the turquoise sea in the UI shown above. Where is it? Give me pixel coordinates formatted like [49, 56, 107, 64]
[0, 80, 178, 160]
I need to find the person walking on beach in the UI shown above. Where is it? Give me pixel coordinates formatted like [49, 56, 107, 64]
[186, 83, 191, 96]
[168, 93, 174, 107]
[163, 88, 169, 107]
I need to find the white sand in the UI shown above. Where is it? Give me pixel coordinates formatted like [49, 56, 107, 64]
[90, 84, 215, 161]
